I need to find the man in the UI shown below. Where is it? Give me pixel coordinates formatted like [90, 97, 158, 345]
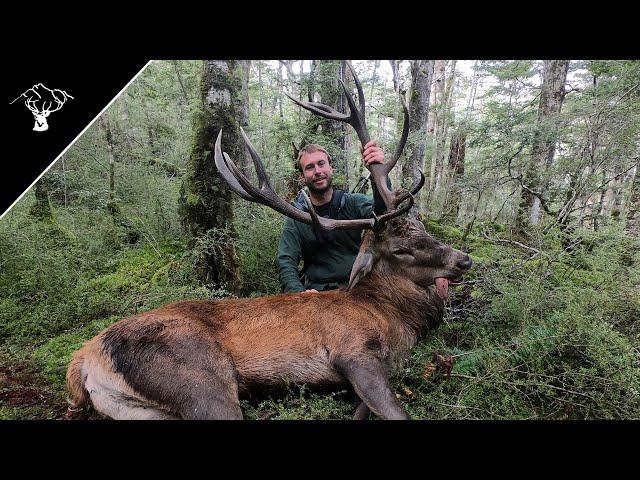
[277, 140, 386, 293]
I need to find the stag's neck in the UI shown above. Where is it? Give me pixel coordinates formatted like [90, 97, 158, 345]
[348, 270, 444, 340]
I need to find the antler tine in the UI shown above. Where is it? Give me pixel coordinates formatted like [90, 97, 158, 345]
[240, 127, 272, 190]
[409, 169, 426, 195]
[392, 171, 425, 208]
[285, 64, 370, 146]
[299, 189, 323, 232]
[375, 194, 415, 225]
[338, 77, 370, 144]
[284, 93, 349, 122]
[25, 97, 39, 113]
[214, 130, 258, 201]
[382, 95, 410, 176]
[345, 61, 366, 121]
[365, 92, 411, 212]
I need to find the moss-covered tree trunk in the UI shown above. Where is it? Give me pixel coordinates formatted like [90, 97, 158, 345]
[404, 60, 434, 219]
[29, 174, 56, 220]
[179, 60, 244, 294]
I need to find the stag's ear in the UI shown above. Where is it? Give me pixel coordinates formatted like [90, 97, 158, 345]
[347, 248, 375, 291]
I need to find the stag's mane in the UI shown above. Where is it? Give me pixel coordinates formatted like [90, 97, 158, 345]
[349, 269, 444, 336]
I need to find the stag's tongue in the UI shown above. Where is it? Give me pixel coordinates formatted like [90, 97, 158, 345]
[435, 278, 450, 299]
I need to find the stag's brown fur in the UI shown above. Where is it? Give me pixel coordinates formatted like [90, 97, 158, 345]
[66, 218, 471, 420]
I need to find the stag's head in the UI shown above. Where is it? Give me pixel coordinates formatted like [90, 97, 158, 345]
[214, 61, 472, 299]
[348, 217, 472, 300]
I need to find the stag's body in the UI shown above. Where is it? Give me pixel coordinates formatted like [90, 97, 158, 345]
[68, 268, 444, 420]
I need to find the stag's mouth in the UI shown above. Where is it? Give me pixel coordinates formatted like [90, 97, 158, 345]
[434, 276, 465, 300]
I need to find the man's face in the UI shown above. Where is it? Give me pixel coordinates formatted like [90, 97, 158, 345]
[299, 151, 333, 194]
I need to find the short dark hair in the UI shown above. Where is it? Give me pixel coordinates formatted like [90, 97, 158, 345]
[295, 144, 332, 172]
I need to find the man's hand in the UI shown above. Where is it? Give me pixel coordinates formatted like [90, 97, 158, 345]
[301, 289, 319, 294]
[361, 140, 385, 167]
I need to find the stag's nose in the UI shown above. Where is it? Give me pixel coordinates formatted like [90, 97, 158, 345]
[457, 255, 473, 271]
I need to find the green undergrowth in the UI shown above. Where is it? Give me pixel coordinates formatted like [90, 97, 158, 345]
[239, 220, 640, 420]
[393, 222, 640, 419]
[2, 205, 639, 419]
[1, 206, 233, 406]
[241, 385, 355, 420]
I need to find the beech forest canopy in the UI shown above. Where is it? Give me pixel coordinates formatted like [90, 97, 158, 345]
[1, 60, 638, 420]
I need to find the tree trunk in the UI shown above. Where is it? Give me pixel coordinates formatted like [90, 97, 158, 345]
[389, 60, 404, 140]
[369, 60, 380, 102]
[172, 60, 190, 104]
[519, 60, 570, 229]
[29, 174, 56, 220]
[440, 60, 457, 159]
[466, 60, 480, 119]
[430, 60, 446, 191]
[179, 60, 243, 294]
[434, 60, 457, 192]
[98, 115, 120, 216]
[239, 60, 252, 178]
[403, 60, 434, 218]
[442, 129, 466, 223]
[626, 164, 640, 236]
[276, 61, 284, 119]
[257, 61, 266, 152]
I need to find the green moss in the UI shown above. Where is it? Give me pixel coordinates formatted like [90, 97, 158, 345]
[31, 315, 122, 392]
[424, 219, 465, 244]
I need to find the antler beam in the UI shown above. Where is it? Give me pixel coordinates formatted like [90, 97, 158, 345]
[214, 129, 376, 231]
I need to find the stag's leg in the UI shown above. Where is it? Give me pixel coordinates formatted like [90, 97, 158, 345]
[83, 362, 180, 420]
[101, 324, 244, 420]
[334, 356, 410, 420]
[177, 366, 244, 420]
[89, 390, 179, 420]
[146, 345, 244, 420]
[353, 401, 371, 420]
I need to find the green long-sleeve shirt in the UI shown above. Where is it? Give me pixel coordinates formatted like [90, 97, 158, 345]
[277, 188, 382, 293]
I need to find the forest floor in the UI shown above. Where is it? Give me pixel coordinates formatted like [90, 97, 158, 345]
[0, 352, 94, 420]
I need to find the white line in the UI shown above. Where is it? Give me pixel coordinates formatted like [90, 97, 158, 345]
[1, 60, 154, 220]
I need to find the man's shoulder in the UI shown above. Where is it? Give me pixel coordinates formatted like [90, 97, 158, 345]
[345, 191, 372, 200]
[343, 191, 373, 207]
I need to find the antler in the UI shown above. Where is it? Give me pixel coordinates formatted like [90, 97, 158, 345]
[25, 96, 40, 114]
[285, 61, 418, 212]
[42, 90, 73, 115]
[214, 128, 376, 231]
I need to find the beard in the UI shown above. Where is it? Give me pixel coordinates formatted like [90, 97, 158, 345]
[305, 175, 333, 195]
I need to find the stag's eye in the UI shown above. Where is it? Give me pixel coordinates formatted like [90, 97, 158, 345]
[392, 248, 414, 259]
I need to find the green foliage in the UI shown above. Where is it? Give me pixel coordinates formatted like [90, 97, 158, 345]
[235, 203, 284, 296]
[241, 385, 354, 420]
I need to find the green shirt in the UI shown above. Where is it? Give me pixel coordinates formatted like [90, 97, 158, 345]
[277, 189, 377, 293]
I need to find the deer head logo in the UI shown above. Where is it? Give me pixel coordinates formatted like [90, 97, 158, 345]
[10, 83, 74, 132]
